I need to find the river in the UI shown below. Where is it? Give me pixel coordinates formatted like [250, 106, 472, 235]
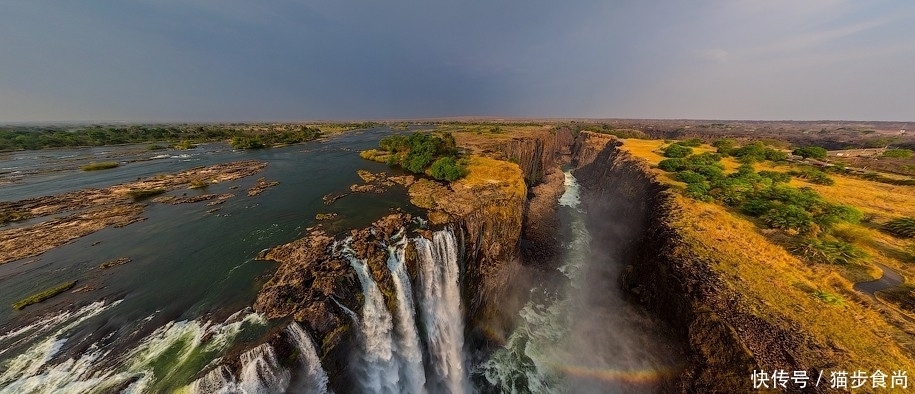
[0, 128, 416, 393]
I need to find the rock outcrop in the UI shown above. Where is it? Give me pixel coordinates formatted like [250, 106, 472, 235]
[496, 127, 573, 185]
[572, 133, 748, 391]
[253, 213, 413, 391]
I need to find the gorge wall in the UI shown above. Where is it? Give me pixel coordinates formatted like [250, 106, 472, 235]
[253, 128, 785, 393]
[572, 131, 791, 393]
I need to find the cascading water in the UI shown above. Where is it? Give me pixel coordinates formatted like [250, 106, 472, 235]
[385, 232, 428, 394]
[190, 343, 291, 394]
[188, 322, 330, 394]
[414, 229, 470, 394]
[342, 242, 401, 394]
[0, 304, 267, 394]
[285, 322, 330, 394]
[479, 170, 679, 394]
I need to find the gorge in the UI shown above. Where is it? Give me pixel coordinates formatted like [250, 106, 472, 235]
[1, 126, 815, 393]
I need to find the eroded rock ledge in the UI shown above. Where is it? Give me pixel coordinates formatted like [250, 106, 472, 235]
[0, 160, 266, 264]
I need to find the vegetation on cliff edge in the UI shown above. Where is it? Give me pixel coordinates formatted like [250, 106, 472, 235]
[362, 132, 467, 181]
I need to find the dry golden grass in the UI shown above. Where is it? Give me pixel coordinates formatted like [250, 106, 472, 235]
[619, 139, 915, 378]
[456, 156, 526, 198]
[793, 174, 915, 219]
[449, 124, 555, 155]
[673, 195, 915, 375]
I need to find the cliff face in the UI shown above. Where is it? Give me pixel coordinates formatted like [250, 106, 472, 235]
[404, 156, 528, 342]
[571, 132, 771, 392]
[496, 128, 573, 185]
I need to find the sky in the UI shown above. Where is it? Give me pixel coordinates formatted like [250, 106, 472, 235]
[1, 1, 913, 122]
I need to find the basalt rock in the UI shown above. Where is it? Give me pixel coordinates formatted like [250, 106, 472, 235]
[571, 132, 811, 393]
[496, 127, 573, 186]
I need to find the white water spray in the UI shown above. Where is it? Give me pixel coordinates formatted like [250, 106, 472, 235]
[343, 243, 401, 393]
[386, 232, 428, 394]
[285, 322, 331, 394]
[414, 229, 470, 394]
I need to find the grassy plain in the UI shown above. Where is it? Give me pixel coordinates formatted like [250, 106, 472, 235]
[618, 137, 915, 373]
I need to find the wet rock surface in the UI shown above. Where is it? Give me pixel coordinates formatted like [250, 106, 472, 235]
[0, 160, 266, 264]
[247, 177, 280, 196]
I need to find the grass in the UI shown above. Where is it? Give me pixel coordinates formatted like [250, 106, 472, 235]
[12, 281, 77, 310]
[457, 156, 526, 198]
[795, 174, 915, 219]
[618, 137, 915, 373]
[0, 210, 28, 225]
[81, 161, 119, 171]
[670, 194, 914, 373]
[884, 217, 915, 239]
[125, 188, 166, 200]
[188, 179, 209, 189]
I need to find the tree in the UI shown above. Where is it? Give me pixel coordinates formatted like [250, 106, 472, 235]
[793, 146, 828, 159]
[663, 144, 693, 158]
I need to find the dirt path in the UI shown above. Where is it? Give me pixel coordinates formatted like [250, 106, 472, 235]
[854, 263, 905, 295]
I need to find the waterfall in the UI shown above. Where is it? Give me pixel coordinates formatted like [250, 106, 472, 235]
[191, 343, 291, 394]
[343, 244, 401, 394]
[386, 233, 428, 394]
[414, 229, 470, 394]
[285, 322, 330, 394]
[480, 169, 677, 393]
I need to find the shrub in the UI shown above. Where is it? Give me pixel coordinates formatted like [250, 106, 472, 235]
[673, 171, 705, 184]
[791, 238, 867, 265]
[884, 217, 915, 238]
[764, 149, 788, 162]
[692, 165, 725, 180]
[663, 144, 693, 158]
[685, 182, 712, 201]
[175, 140, 197, 150]
[711, 139, 736, 155]
[793, 146, 828, 159]
[883, 149, 913, 158]
[231, 135, 266, 149]
[81, 162, 119, 171]
[732, 142, 767, 162]
[741, 198, 773, 216]
[429, 157, 468, 181]
[189, 179, 208, 189]
[758, 171, 792, 183]
[711, 177, 758, 206]
[824, 204, 863, 224]
[685, 152, 723, 167]
[678, 138, 704, 147]
[795, 169, 835, 185]
[761, 204, 812, 232]
[658, 158, 688, 172]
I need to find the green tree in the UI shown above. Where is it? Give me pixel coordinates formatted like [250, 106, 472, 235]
[793, 146, 828, 159]
[663, 144, 693, 158]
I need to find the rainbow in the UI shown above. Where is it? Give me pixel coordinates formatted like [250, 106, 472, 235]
[548, 362, 681, 385]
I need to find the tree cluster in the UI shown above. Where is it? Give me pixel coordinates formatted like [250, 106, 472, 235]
[376, 132, 467, 181]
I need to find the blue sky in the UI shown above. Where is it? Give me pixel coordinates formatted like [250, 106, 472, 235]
[1, 1, 913, 122]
